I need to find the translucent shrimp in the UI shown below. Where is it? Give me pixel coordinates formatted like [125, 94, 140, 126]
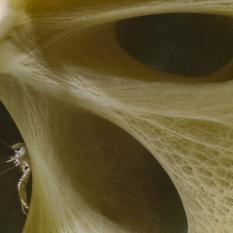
[6, 142, 31, 215]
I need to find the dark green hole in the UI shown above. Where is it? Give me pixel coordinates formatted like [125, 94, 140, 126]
[0, 102, 27, 233]
[116, 13, 233, 77]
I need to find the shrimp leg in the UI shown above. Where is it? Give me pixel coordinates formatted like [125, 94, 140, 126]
[17, 166, 31, 215]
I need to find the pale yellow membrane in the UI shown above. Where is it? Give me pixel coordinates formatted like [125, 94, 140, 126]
[0, 0, 233, 233]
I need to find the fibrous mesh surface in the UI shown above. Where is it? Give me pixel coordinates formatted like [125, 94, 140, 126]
[0, 0, 233, 233]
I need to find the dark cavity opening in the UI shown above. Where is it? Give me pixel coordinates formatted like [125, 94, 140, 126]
[0, 102, 30, 233]
[116, 13, 233, 77]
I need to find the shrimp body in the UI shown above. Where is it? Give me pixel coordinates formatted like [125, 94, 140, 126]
[7, 143, 31, 215]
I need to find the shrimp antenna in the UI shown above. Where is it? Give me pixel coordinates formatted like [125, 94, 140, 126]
[0, 165, 18, 177]
[0, 160, 9, 166]
[0, 137, 12, 150]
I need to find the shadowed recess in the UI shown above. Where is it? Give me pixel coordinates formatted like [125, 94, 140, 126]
[44, 102, 188, 233]
[0, 102, 26, 233]
[116, 13, 233, 77]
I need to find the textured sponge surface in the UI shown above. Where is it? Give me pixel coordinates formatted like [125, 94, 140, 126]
[0, 1, 233, 233]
